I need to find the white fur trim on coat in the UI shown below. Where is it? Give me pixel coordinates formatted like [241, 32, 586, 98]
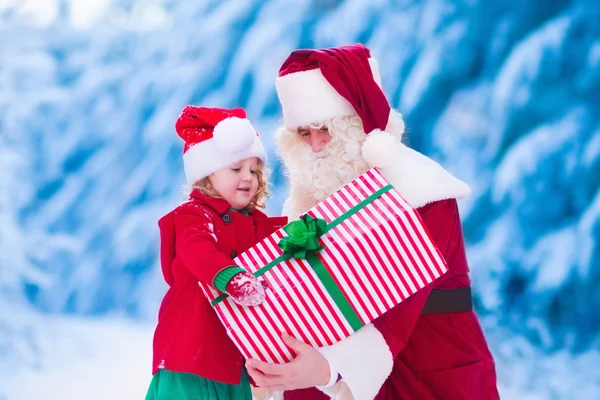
[317, 324, 393, 400]
[375, 142, 471, 209]
[276, 58, 382, 129]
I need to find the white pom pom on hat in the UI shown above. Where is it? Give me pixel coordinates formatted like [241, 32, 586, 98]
[213, 117, 257, 153]
[361, 129, 398, 169]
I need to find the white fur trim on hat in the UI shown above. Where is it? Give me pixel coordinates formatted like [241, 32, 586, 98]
[317, 324, 393, 400]
[276, 58, 382, 129]
[182, 119, 266, 185]
[378, 143, 472, 208]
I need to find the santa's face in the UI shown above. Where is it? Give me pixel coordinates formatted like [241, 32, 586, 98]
[276, 116, 370, 215]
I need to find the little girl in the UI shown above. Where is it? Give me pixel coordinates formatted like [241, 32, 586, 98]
[146, 106, 287, 400]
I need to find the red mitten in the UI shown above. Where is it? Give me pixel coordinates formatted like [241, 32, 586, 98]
[226, 272, 265, 306]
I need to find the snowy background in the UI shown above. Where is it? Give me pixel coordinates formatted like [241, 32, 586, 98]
[1, 0, 599, 398]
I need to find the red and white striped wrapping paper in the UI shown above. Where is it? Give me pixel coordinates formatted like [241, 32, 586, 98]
[200, 168, 448, 364]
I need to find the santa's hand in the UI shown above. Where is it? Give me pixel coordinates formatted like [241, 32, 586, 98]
[246, 333, 331, 391]
[226, 272, 265, 306]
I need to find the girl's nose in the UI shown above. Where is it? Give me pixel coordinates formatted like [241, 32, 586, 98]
[241, 169, 253, 181]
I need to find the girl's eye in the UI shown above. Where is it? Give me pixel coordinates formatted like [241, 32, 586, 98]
[250, 170, 257, 175]
[231, 168, 241, 172]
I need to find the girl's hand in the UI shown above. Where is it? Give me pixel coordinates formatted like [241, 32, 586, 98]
[226, 272, 265, 306]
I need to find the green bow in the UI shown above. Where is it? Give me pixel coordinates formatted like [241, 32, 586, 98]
[278, 214, 328, 259]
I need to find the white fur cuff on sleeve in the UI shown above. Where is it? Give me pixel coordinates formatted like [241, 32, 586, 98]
[317, 324, 394, 400]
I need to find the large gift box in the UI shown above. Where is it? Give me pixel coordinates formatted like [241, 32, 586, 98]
[200, 168, 448, 363]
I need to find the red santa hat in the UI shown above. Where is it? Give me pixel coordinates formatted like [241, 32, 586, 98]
[175, 106, 267, 185]
[275, 44, 391, 134]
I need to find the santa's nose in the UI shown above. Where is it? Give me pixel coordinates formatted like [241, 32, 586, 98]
[309, 129, 331, 153]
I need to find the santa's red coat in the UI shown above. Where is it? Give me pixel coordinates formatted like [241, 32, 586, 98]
[151, 190, 287, 384]
[285, 198, 499, 400]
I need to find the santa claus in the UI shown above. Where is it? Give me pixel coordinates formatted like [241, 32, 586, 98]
[246, 44, 499, 400]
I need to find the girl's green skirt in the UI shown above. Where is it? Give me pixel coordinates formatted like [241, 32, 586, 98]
[145, 368, 252, 400]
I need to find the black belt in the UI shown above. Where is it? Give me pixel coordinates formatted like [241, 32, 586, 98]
[421, 287, 473, 315]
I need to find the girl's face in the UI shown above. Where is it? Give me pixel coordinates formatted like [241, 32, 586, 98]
[209, 157, 260, 210]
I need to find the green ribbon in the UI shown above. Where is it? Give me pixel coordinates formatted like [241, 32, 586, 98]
[278, 214, 327, 258]
[212, 184, 394, 332]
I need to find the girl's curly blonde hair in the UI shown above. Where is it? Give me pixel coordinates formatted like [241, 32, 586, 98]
[192, 160, 269, 212]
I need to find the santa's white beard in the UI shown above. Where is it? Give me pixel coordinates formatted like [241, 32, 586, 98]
[286, 138, 369, 215]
